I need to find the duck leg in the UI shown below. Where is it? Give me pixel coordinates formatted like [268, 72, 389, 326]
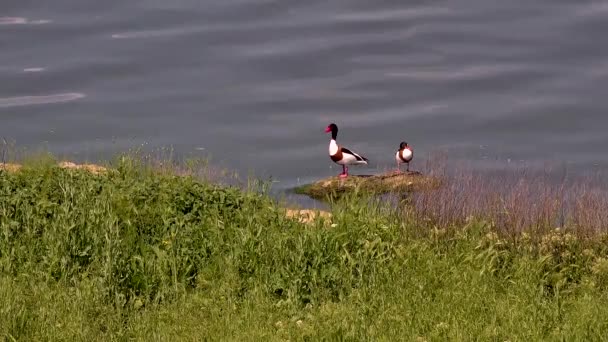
[339, 165, 348, 178]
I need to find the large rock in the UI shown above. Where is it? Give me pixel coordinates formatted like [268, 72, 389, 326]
[293, 170, 441, 201]
[1, 161, 108, 174]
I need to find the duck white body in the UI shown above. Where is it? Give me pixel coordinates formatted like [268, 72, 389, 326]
[396, 148, 412, 163]
[329, 140, 368, 166]
[396, 141, 413, 172]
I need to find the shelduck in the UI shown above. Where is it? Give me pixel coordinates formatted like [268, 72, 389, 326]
[395, 141, 413, 172]
[325, 123, 368, 178]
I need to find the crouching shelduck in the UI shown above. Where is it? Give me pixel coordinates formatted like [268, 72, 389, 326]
[396, 141, 413, 172]
[325, 123, 368, 178]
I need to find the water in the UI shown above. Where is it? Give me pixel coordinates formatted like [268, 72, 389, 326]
[2, 0, 608, 194]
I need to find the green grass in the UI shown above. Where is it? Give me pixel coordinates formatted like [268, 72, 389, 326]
[2, 156, 608, 340]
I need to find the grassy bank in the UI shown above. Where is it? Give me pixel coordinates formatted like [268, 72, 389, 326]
[2, 156, 608, 340]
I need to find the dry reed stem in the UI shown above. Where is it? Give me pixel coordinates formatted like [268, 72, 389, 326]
[406, 156, 608, 236]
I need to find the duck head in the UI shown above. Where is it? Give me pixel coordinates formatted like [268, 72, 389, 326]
[325, 123, 338, 139]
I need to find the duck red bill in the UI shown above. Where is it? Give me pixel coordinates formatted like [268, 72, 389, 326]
[324, 127, 331, 133]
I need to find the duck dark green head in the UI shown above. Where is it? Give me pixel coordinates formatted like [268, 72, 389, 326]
[325, 123, 338, 139]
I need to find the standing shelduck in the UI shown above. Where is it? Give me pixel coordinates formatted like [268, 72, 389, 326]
[396, 141, 413, 172]
[325, 123, 368, 178]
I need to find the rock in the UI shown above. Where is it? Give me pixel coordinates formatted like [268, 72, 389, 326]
[1, 161, 108, 174]
[57, 161, 108, 174]
[0, 163, 22, 172]
[293, 170, 440, 201]
[285, 209, 332, 224]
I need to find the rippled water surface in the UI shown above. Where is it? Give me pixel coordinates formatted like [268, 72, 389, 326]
[2, 0, 608, 189]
